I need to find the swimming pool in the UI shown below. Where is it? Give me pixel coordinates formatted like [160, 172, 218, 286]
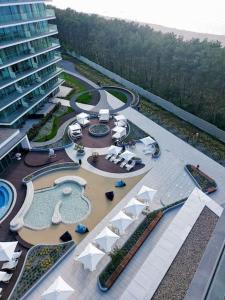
[24, 180, 91, 230]
[0, 180, 14, 221]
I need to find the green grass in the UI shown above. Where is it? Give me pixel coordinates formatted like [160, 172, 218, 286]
[35, 107, 74, 142]
[60, 72, 86, 94]
[76, 91, 92, 104]
[107, 89, 128, 103]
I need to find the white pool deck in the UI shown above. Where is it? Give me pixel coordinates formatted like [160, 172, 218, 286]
[25, 95, 225, 300]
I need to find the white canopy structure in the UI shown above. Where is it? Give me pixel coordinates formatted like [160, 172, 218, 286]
[114, 115, 127, 122]
[74, 243, 105, 272]
[99, 109, 110, 122]
[42, 276, 74, 300]
[107, 145, 122, 156]
[0, 241, 17, 261]
[77, 112, 89, 119]
[94, 227, 120, 253]
[137, 185, 157, 204]
[115, 120, 127, 127]
[119, 150, 135, 162]
[124, 198, 146, 218]
[112, 126, 126, 134]
[69, 123, 81, 131]
[140, 136, 155, 146]
[110, 211, 133, 234]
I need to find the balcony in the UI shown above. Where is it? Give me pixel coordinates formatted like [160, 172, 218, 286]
[0, 67, 63, 111]
[0, 53, 62, 89]
[0, 39, 60, 70]
[0, 1, 50, 7]
[0, 78, 64, 125]
[0, 9, 55, 28]
[0, 24, 58, 50]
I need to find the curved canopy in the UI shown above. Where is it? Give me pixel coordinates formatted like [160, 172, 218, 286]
[94, 227, 120, 252]
[0, 241, 17, 261]
[140, 136, 155, 146]
[124, 198, 146, 218]
[74, 243, 105, 271]
[42, 276, 74, 300]
[137, 185, 157, 204]
[110, 211, 133, 234]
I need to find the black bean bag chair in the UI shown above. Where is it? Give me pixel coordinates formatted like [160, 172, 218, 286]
[60, 231, 72, 242]
[105, 191, 114, 201]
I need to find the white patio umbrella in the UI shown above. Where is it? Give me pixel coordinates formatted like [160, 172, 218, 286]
[74, 243, 105, 272]
[140, 136, 155, 146]
[77, 112, 89, 119]
[110, 211, 133, 234]
[107, 145, 122, 156]
[94, 227, 120, 253]
[0, 241, 17, 261]
[137, 185, 157, 204]
[119, 150, 135, 162]
[42, 276, 74, 300]
[124, 198, 146, 219]
[114, 115, 127, 122]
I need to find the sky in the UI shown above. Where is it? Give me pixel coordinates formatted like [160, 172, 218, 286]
[51, 0, 225, 35]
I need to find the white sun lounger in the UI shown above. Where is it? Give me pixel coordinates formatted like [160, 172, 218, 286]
[0, 272, 12, 283]
[120, 160, 127, 168]
[12, 251, 22, 260]
[0, 287, 2, 294]
[113, 157, 123, 164]
[109, 155, 117, 162]
[2, 260, 18, 271]
[125, 160, 136, 171]
[105, 154, 112, 160]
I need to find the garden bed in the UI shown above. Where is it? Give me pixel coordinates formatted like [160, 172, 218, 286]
[9, 241, 75, 300]
[98, 210, 163, 291]
[185, 164, 217, 194]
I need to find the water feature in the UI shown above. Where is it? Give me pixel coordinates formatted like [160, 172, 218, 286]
[0, 180, 14, 220]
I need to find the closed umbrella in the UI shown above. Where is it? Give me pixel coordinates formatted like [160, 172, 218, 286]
[95, 227, 120, 252]
[74, 243, 105, 271]
[42, 276, 74, 300]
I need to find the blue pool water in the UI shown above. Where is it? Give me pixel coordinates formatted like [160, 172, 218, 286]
[0, 181, 13, 220]
[24, 181, 90, 229]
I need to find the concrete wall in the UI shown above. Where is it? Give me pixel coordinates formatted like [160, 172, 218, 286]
[67, 51, 225, 144]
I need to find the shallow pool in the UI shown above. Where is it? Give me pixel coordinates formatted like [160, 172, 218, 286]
[0, 181, 13, 220]
[24, 181, 90, 229]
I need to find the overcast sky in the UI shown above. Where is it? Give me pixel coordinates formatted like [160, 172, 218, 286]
[51, 0, 225, 35]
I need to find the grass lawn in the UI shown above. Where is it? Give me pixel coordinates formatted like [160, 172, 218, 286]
[76, 91, 92, 104]
[107, 89, 128, 103]
[34, 107, 74, 142]
[63, 54, 225, 166]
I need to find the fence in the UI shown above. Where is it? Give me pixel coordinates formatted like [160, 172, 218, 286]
[67, 50, 225, 144]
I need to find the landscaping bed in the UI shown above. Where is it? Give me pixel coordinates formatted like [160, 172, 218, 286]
[9, 241, 75, 300]
[185, 164, 217, 194]
[98, 210, 163, 290]
[107, 89, 128, 103]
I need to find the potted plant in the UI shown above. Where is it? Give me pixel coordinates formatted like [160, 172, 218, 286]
[76, 143, 85, 156]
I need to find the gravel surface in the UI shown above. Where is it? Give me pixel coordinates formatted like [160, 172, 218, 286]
[153, 207, 218, 300]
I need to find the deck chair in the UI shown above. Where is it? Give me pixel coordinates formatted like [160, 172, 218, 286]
[125, 160, 136, 171]
[109, 154, 117, 162]
[105, 153, 112, 160]
[120, 160, 127, 168]
[0, 272, 12, 283]
[2, 260, 18, 271]
[12, 251, 22, 260]
[113, 157, 123, 164]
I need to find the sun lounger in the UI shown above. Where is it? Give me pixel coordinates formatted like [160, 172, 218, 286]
[0, 272, 12, 283]
[2, 260, 18, 271]
[120, 160, 127, 168]
[0, 288, 2, 294]
[109, 155, 117, 162]
[12, 251, 22, 260]
[113, 157, 123, 164]
[125, 160, 136, 171]
[105, 154, 112, 160]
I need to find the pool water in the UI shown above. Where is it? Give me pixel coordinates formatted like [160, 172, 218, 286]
[24, 182, 90, 229]
[0, 181, 13, 220]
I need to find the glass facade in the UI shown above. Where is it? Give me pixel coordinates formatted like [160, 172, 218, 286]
[0, 1, 62, 126]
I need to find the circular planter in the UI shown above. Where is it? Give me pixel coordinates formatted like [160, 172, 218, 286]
[89, 124, 110, 137]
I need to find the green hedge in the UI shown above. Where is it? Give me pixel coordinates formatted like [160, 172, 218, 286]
[99, 210, 160, 287]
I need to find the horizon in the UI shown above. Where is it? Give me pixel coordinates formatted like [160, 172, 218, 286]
[51, 0, 225, 35]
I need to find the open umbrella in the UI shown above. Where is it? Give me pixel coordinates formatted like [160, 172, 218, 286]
[110, 211, 133, 234]
[42, 276, 74, 300]
[94, 227, 120, 253]
[124, 198, 146, 218]
[137, 185, 157, 204]
[74, 243, 105, 271]
[0, 241, 17, 261]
